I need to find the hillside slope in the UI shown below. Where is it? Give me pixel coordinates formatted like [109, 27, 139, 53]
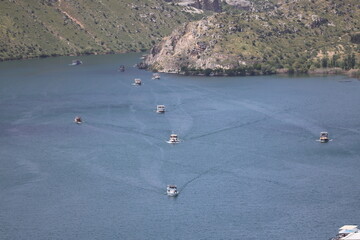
[145, 0, 360, 75]
[0, 0, 202, 61]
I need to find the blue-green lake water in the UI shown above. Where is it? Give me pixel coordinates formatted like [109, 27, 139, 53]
[1, 54, 360, 240]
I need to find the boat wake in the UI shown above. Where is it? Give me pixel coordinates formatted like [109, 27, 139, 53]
[186, 116, 268, 141]
[235, 100, 325, 135]
[82, 150, 164, 195]
[152, 80, 194, 137]
[187, 85, 326, 137]
[315, 139, 334, 142]
[179, 167, 215, 193]
[85, 122, 162, 141]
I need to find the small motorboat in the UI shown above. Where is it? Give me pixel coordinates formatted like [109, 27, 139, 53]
[329, 225, 359, 240]
[118, 65, 125, 72]
[319, 132, 329, 143]
[156, 105, 165, 113]
[70, 59, 82, 66]
[152, 73, 160, 80]
[167, 185, 179, 197]
[74, 116, 82, 124]
[133, 78, 142, 86]
[167, 134, 179, 144]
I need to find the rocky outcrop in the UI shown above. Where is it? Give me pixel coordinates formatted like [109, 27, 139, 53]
[145, 15, 244, 73]
[309, 15, 329, 28]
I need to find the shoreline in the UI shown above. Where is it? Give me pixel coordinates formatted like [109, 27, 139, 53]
[2, 52, 359, 79]
[144, 66, 360, 79]
[0, 49, 146, 62]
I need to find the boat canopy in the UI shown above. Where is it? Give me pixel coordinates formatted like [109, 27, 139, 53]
[340, 229, 359, 234]
[340, 226, 359, 231]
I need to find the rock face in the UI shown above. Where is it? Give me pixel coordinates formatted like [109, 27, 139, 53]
[145, 15, 242, 73]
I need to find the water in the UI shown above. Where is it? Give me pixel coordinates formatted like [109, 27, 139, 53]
[1, 54, 360, 240]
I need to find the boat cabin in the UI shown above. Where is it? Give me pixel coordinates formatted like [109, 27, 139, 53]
[156, 105, 165, 113]
[167, 185, 178, 197]
[168, 134, 179, 143]
[319, 132, 329, 143]
[71, 60, 82, 66]
[152, 73, 160, 79]
[74, 116, 82, 124]
[133, 78, 142, 86]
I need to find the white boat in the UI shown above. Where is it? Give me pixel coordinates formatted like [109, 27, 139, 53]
[133, 78, 142, 86]
[319, 132, 329, 143]
[74, 116, 82, 124]
[152, 73, 160, 80]
[70, 59, 82, 66]
[156, 105, 165, 113]
[167, 134, 179, 144]
[167, 185, 178, 197]
[330, 225, 359, 240]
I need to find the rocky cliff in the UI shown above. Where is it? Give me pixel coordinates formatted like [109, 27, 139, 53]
[145, 17, 239, 72]
[145, 0, 360, 74]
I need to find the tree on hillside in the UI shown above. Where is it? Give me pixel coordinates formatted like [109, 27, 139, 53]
[321, 56, 329, 68]
[343, 53, 356, 70]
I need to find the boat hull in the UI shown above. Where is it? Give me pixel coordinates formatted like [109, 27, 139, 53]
[167, 192, 178, 197]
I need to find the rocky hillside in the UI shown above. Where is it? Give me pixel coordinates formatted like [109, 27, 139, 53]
[0, 0, 203, 61]
[145, 0, 360, 75]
